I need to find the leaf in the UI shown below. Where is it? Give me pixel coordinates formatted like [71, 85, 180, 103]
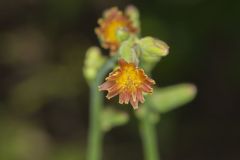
[101, 107, 129, 132]
[149, 83, 197, 113]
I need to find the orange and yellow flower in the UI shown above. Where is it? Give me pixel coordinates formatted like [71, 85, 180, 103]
[95, 7, 138, 54]
[99, 59, 155, 109]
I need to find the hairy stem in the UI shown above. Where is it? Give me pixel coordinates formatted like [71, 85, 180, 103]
[87, 56, 118, 160]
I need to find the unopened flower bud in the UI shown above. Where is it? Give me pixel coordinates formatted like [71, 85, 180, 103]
[83, 47, 106, 82]
[137, 37, 169, 72]
[138, 36, 169, 57]
[119, 37, 139, 65]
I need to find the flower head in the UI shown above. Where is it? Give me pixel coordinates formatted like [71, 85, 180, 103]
[99, 59, 155, 109]
[95, 7, 138, 54]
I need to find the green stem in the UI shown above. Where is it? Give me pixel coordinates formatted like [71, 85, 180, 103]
[140, 108, 160, 160]
[87, 56, 118, 160]
[139, 63, 160, 160]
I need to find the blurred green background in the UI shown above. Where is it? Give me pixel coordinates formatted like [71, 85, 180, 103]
[0, 0, 239, 160]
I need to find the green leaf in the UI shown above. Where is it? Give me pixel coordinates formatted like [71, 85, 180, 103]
[101, 107, 129, 132]
[149, 84, 197, 113]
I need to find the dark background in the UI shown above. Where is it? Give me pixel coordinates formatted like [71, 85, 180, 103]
[0, 0, 239, 160]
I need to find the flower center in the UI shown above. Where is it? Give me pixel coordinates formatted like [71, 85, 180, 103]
[105, 20, 127, 43]
[116, 65, 143, 91]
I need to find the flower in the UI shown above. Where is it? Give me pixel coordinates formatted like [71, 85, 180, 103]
[99, 59, 155, 109]
[95, 7, 138, 54]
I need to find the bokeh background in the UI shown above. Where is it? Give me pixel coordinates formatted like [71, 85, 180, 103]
[0, 0, 239, 160]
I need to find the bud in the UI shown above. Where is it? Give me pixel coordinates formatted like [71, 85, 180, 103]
[119, 37, 139, 65]
[83, 47, 106, 82]
[116, 27, 130, 42]
[138, 36, 169, 57]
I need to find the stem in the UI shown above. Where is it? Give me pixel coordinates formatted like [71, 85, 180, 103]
[138, 64, 160, 160]
[87, 56, 118, 160]
[139, 108, 160, 160]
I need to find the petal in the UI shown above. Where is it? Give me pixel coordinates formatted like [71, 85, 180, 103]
[108, 83, 122, 93]
[130, 98, 138, 109]
[118, 59, 128, 68]
[106, 86, 121, 99]
[119, 93, 124, 104]
[99, 81, 115, 91]
[106, 71, 120, 81]
[131, 90, 137, 102]
[141, 83, 153, 93]
[145, 77, 156, 85]
[124, 91, 131, 104]
[136, 88, 145, 103]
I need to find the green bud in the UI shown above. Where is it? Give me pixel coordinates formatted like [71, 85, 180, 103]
[138, 37, 169, 72]
[116, 28, 130, 42]
[138, 36, 169, 57]
[83, 46, 106, 82]
[119, 37, 139, 65]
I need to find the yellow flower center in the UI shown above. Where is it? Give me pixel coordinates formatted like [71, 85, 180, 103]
[104, 20, 127, 43]
[116, 64, 143, 91]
